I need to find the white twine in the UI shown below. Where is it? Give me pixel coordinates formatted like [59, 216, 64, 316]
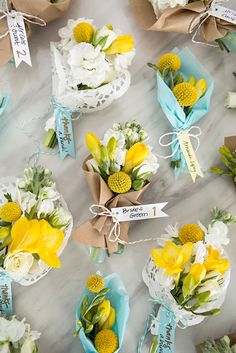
[157, 125, 202, 159]
[190, 0, 229, 47]
[89, 204, 167, 246]
[0, 0, 46, 40]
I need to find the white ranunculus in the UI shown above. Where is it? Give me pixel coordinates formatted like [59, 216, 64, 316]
[113, 49, 135, 72]
[4, 253, 34, 279]
[149, 0, 188, 13]
[94, 26, 119, 50]
[67, 43, 111, 88]
[21, 336, 37, 353]
[0, 317, 25, 343]
[205, 221, 229, 248]
[193, 241, 207, 264]
[225, 91, 236, 109]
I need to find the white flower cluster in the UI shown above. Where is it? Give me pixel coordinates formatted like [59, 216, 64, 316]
[57, 18, 135, 89]
[149, 0, 188, 14]
[0, 316, 40, 353]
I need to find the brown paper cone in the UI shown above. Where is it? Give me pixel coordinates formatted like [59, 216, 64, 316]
[129, 0, 236, 42]
[73, 159, 149, 254]
[196, 333, 236, 352]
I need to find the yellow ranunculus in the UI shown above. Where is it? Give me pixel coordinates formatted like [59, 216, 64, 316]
[182, 263, 206, 297]
[9, 217, 64, 268]
[104, 35, 134, 55]
[151, 241, 193, 285]
[123, 142, 149, 174]
[86, 133, 101, 163]
[204, 246, 229, 275]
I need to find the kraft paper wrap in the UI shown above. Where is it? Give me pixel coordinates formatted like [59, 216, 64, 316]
[224, 135, 236, 188]
[73, 160, 149, 254]
[129, 0, 236, 42]
[0, 0, 71, 66]
[196, 333, 236, 352]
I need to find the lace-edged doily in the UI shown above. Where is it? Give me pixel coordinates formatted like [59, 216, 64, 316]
[0, 177, 73, 286]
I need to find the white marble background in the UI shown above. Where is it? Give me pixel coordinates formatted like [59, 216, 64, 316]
[1, 0, 236, 352]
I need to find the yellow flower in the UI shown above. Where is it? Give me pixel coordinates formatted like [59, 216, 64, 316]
[9, 217, 64, 268]
[173, 82, 198, 107]
[94, 329, 118, 353]
[0, 202, 22, 222]
[73, 22, 94, 43]
[104, 35, 134, 55]
[86, 133, 101, 163]
[151, 241, 193, 284]
[86, 274, 105, 293]
[183, 263, 206, 297]
[97, 300, 111, 330]
[123, 142, 149, 174]
[108, 172, 132, 194]
[179, 224, 204, 244]
[195, 79, 207, 100]
[107, 137, 117, 160]
[157, 53, 181, 73]
[102, 307, 116, 329]
[204, 246, 229, 275]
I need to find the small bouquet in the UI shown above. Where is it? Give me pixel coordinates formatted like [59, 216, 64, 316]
[0, 91, 9, 116]
[225, 72, 236, 109]
[0, 0, 71, 66]
[130, 0, 236, 51]
[0, 166, 73, 285]
[211, 136, 236, 187]
[75, 273, 129, 353]
[0, 316, 40, 353]
[149, 47, 213, 181]
[139, 208, 235, 353]
[73, 121, 159, 263]
[44, 19, 135, 158]
[197, 334, 236, 353]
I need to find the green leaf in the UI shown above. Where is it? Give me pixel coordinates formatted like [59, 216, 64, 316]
[91, 295, 106, 307]
[147, 63, 158, 71]
[162, 66, 170, 78]
[174, 73, 184, 85]
[3, 193, 12, 202]
[95, 35, 109, 49]
[85, 323, 94, 334]
[80, 295, 89, 317]
[92, 308, 105, 324]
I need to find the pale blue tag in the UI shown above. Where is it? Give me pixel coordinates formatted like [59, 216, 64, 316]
[55, 103, 76, 160]
[0, 272, 13, 317]
[157, 306, 176, 353]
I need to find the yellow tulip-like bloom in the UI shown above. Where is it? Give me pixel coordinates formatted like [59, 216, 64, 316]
[0, 202, 22, 223]
[94, 329, 118, 353]
[9, 217, 64, 268]
[86, 274, 105, 293]
[102, 307, 116, 329]
[204, 246, 229, 275]
[86, 133, 101, 163]
[178, 224, 204, 244]
[73, 22, 94, 43]
[182, 263, 206, 297]
[157, 53, 181, 73]
[107, 137, 117, 161]
[108, 172, 132, 194]
[195, 79, 207, 100]
[151, 241, 193, 284]
[97, 300, 111, 330]
[104, 35, 134, 55]
[173, 82, 198, 107]
[123, 143, 149, 174]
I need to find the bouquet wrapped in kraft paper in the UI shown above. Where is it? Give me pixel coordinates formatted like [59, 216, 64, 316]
[129, 0, 236, 51]
[0, 0, 71, 66]
[73, 121, 160, 264]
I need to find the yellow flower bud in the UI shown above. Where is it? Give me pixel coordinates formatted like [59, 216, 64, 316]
[97, 300, 111, 330]
[86, 133, 101, 163]
[73, 22, 94, 43]
[102, 307, 116, 329]
[105, 35, 134, 55]
[188, 76, 196, 86]
[107, 137, 117, 160]
[123, 143, 149, 174]
[195, 79, 207, 100]
[0, 226, 11, 240]
[183, 263, 206, 297]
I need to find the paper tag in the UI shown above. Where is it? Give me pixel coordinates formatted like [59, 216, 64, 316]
[209, 4, 236, 25]
[7, 12, 32, 68]
[111, 202, 168, 222]
[56, 114, 76, 160]
[0, 272, 13, 316]
[155, 306, 176, 353]
[177, 132, 203, 182]
[0, 0, 7, 11]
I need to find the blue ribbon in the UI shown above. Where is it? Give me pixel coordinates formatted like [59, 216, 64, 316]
[53, 100, 76, 160]
[0, 272, 13, 317]
[138, 300, 176, 353]
[0, 95, 9, 117]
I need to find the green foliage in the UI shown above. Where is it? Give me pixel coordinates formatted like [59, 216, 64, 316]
[211, 145, 236, 180]
[201, 336, 236, 353]
[212, 207, 236, 224]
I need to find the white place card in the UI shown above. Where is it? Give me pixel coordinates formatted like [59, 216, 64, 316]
[209, 4, 236, 25]
[111, 202, 168, 222]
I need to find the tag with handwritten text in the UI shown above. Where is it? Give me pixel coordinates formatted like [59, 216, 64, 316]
[0, 272, 13, 316]
[111, 202, 168, 222]
[177, 132, 203, 182]
[56, 114, 76, 160]
[209, 4, 236, 25]
[155, 306, 176, 353]
[7, 11, 32, 67]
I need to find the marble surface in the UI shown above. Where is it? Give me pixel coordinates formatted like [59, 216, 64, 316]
[1, 0, 236, 352]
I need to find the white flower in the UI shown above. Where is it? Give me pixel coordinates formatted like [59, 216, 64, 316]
[197, 271, 222, 297]
[113, 49, 135, 72]
[0, 186, 37, 215]
[157, 223, 179, 246]
[37, 199, 55, 218]
[225, 91, 236, 109]
[48, 207, 72, 229]
[86, 158, 100, 173]
[67, 43, 111, 88]
[133, 152, 159, 178]
[0, 317, 25, 343]
[113, 148, 126, 169]
[94, 26, 119, 50]
[45, 115, 56, 132]
[0, 343, 10, 353]
[4, 253, 34, 279]
[149, 0, 188, 13]
[102, 128, 126, 149]
[205, 221, 229, 248]
[193, 241, 207, 264]
[20, 336, 37, 353]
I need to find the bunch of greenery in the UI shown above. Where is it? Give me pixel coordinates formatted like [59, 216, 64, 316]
[211, 146, 236, 183]
[200, 336, 236, 353]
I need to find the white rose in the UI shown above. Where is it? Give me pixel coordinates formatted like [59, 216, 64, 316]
[149, 0, 188, 13]
[94, 26, 119, 50]
[67, 43, 111, 88]
[21, 336, 37, 353]
[4, 253, 34, 279]
[0, 317, 26, 343]
[205, 221, 229, 248]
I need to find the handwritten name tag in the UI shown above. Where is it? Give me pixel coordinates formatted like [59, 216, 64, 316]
[111, 202, 168, 222]
[210, 4, 236, 25]
[56, 114, 76, 160]
[156, 306, 176, 353]
[0, 272, 13, 316]
[7, 12, 32, 67]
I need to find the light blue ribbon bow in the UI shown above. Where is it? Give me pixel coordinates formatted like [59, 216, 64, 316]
[0, 272, 13, 317]
[53, 100, 76, 160]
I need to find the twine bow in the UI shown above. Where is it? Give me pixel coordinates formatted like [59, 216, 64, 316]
[0, 0, 46, 40]
[157, 125, 202, 159]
